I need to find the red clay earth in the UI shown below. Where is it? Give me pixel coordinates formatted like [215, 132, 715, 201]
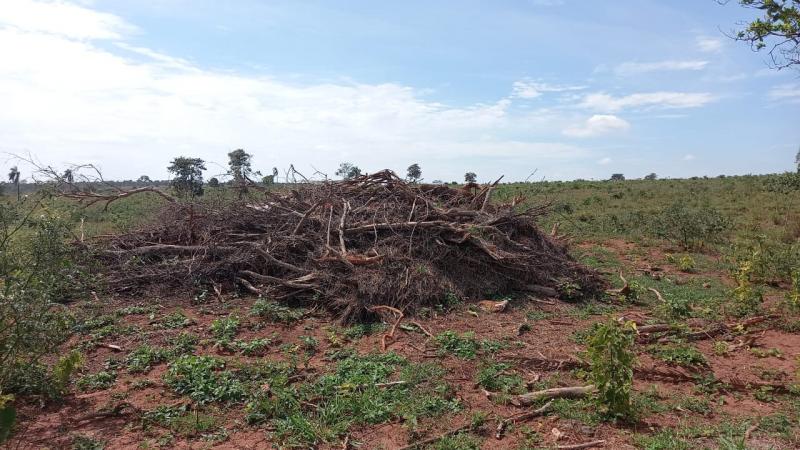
[7, 240, 799, 449]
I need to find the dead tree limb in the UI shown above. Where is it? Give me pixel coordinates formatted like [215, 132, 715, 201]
[496, 400, 553, 439]
[556, 440, 606, 449]
[496, 385, 595, 407]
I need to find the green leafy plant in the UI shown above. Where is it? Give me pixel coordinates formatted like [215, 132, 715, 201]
[586, 320, 636, 419]
[251, 298, 304, 323]
[650, 343, 706, 367]
[164, 355, 246, 404]
[158, 310, 194, 329]
[1, 202, 79, 400]
[210, 315, 240, 341]
[77, 371, 116, 392]
[731, 259, 763, 316]
[126, 345, 168, 373]
[475, 362, 524, 394]
[435, 331, 480, 359]
[50, 350, 84, 396]
[678, 255, 696, 272]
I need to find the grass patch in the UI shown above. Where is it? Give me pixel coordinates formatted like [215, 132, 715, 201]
[245, 352, 460, 447]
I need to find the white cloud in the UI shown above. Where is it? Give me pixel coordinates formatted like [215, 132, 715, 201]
[563, 115, 630, 138]
[614, 60, 708, 76]
[683, 154, 696, 161]
[597, 157, 612, 165]
[579, 92, 714, 112]
[0, 1, 592, 181]
[696, 36, 723, 53]
[768, 83, 800, 103]
[0, 0, 135, 40]
[511, 79, 585, 99]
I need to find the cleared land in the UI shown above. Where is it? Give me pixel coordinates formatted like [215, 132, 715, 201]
[5, 174, 800, 449]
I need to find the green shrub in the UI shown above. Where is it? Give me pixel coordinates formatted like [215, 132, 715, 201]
[1, 201, 84, 417]
[731, 259, 762, 317]
[650, 203, 731, 249]
[587, 320, 636, 419]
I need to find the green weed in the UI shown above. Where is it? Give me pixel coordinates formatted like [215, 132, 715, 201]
[164, 355, 246, 404]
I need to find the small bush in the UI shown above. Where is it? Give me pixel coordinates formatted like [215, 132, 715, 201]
[1, 202, 80, 400]
[731, 259, 762, 317]
[587, 320, 636, 419]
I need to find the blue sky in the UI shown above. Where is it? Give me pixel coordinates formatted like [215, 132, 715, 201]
[1, 0, 798, 182]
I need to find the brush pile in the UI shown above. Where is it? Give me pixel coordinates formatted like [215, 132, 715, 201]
[93, 170, 603, 322]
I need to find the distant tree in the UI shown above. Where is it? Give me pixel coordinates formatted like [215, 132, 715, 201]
[795, 146, 800, 172]
[228, 149, 255, 198]
[62, 169, 74, 184]
[228, 149, 253, 182]
[610, 173, 626, 181]
[464, 172, 477, 183]
[7, 166, 20, 201]
[167, 157, 206, 198]
[431, 179, 443, 184]
[137, 175, 152, 183]
[406, 163, 422, 183]
[262, 175, 275, 185]
[272, 167, 279, 182]
[724, 0, 800, 70]
[336, 162, 362, 180]
[207, 177, 220, 188]
[644, 173, 658, 180]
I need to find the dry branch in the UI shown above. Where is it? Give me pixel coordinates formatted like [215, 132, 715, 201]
[487, 385, 595, 407]
[556, 440, 606, 449]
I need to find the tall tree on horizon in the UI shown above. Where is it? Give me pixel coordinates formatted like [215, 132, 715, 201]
[167, 157, 206, 198]
[406, 163, 422, 183]
[228, 149, 255, 198]
[7, 166, 20, 201]
[464, 172, 477, 184]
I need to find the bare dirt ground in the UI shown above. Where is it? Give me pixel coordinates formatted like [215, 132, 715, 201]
[7, 239, 800, 450]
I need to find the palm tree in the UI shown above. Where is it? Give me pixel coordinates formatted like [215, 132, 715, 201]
[7, 166, 20, 201]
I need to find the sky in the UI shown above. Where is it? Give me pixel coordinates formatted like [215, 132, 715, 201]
[0, 0, 798, 183]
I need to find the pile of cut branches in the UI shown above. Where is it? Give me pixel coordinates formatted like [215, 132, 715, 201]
[91, 170, 603, 322]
